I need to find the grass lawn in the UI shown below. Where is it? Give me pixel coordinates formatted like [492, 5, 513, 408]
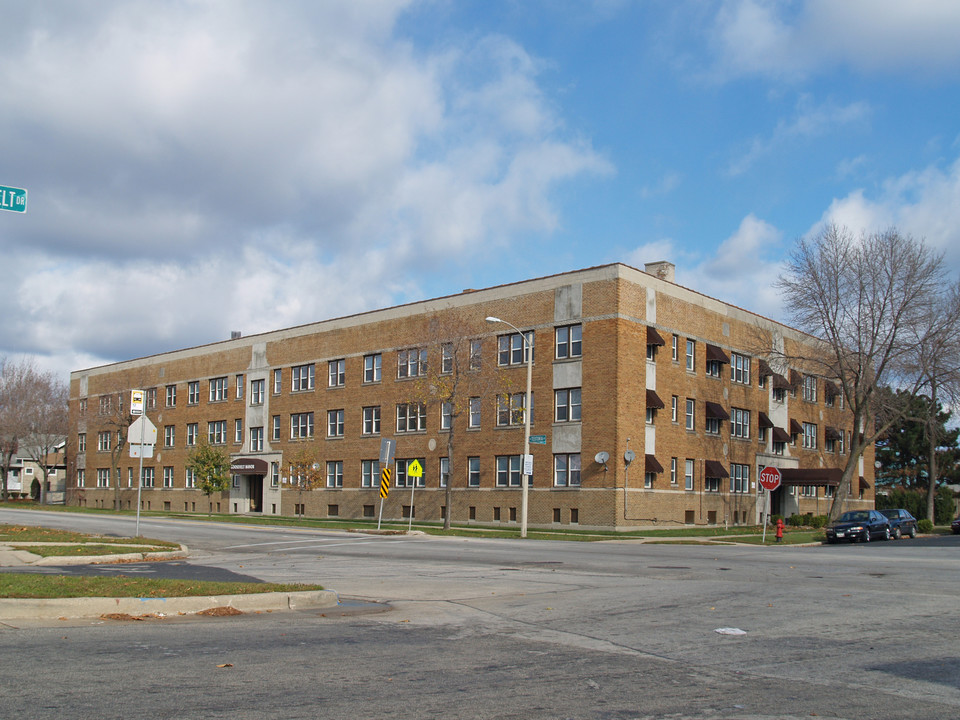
[0, 523, 179, 548]
[0, 574, 322, 599]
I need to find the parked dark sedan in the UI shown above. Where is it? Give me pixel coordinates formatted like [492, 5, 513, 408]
[952, 516, 960, 535]
[825, 510, 891, 543]
[879, 508, 918, 539]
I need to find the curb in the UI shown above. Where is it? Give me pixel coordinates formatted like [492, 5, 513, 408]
[0, 589, 339, 620]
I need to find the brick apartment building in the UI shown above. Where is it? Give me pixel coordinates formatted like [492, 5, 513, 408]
[66, 262, 873, 530]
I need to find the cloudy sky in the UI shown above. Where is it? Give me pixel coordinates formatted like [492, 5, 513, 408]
[2, 0, 959, 380]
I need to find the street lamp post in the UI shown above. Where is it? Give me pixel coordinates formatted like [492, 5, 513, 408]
[486, 316, 532, 538]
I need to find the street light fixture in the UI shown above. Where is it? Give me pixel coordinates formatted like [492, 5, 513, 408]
[485, 315, 533, 538]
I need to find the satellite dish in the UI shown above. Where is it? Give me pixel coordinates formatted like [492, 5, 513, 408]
[623, 450, 636, 466]
[595, 452, 609, 465]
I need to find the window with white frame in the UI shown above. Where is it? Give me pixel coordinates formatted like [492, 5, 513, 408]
[77, 433, 86, 453]
[185, 468, 196, 488]
[208, 420, 226, 445]
[395, 459, 425, 488]
[235, 375, 244, 399]
[803, 422, 817, 449]
[77, 469, 85, 488]
[361, 460, 379, 487]
[97, 468, 110, 487]
[824, 485, 836, 498]
[396, 403, 426, 433]
[292, 364, 315, 391]
[397, 348, 427, 378]
[363, 354, 382, 383]
[555, 324, 582, 360]
[273, 368, 282, 394]
[496, 455, 523, 487]
[467, 457, 480, 486]
[271, 462, 280, 487]
[684, 459, 694, 490]
[800, 484, 817, 497]
[235, 418, 243, 444]
[685, 399, 695, 431]
[671, 395, 678, 423]
[706, 359, 721, 378]
[686, 339, 695, 371]
[469, 339, 483, 370]
[730, 353, 750, 384]
[554, 388, 581, 422]
[97, 431, 111, 452]
[166, 384, 177, 407]
[497, 392, 533, 426]
[327, 409, 345, 437]
[440, 343, 454, 374]
[272, 415, 281, 441]
[99, 395, 112, 414]
[670, 457, 678, 485]
[291, 412, 314, 439]
[187, 381, 199, 405]
[146, 387, 157, 410]
[163, 426, 174, 448]
[326, 460, 343, 488]
[328, 359, 345, 387]
[141, 467, 155, 488]
[468, 397, 481, 428]
[498, 331, 534, 366]
[163, 466, 174, 488]
[209, 377, 228, 402]
[440, 402, 453, 431]
[705, 416, 721, 435]
[439, 457, 449, 487]
[803, 375, 817, 402]
[839, 430, 847, 454]
[671, 334, 678, 361]
[730, 463, 749, 493]
[186, 423, 198, 446]
[731, 408, 750, 439]
[362, 406, 381, 435]
[704, 476, 720, 492]
[644, 471, 655, 488]
[554, 453, 581, 487]
[250, 426, 264, 452]
[250, 379, 264, 405]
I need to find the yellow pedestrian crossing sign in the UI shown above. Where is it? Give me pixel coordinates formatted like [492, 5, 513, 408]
[407, 459, 423, 478]
[380, 467, 392, 498]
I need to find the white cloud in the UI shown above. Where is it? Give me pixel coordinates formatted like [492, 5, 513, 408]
[710, 0, 960, 80]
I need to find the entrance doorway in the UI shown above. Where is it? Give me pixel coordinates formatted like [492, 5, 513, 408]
[249, 475, 263, 513]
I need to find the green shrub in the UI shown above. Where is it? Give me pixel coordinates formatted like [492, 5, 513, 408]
[918, 518, 934, 533]
[787, 514, 807, 527]
[809, 515, 828, 528]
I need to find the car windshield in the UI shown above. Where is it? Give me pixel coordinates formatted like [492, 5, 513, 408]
[879, 510, 898, 519]
[839, 511, 870, 523]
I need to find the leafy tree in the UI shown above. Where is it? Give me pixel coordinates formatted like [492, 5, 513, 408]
[186, 439, 231, 513]
[777, 225, 954, 521]
[875, 486, 955, 525]
[287, 443, 324, 517]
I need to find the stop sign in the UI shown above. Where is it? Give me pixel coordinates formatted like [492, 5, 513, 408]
[758, 466, 782, 491]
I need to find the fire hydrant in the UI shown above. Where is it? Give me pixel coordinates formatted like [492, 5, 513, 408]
[775, 517, 784, 542]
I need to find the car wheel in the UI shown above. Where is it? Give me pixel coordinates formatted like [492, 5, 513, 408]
[862, 529, 870, 543]
[883, 527, 890, 541]
[909, 526, 917, 538]
[893, 527, 901, 540]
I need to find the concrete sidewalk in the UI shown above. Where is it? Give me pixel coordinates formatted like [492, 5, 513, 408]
[0, 543, 339, 621]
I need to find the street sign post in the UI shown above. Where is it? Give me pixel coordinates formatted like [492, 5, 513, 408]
[758, 466, 782, 543]
[0, 185, 27, 213]
[406, 459, 423, 532]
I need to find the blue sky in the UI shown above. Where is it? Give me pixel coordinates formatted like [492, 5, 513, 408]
[2, 0, 959, 379]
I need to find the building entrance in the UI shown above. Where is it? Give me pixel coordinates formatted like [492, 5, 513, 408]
[249, 476, 263, 513]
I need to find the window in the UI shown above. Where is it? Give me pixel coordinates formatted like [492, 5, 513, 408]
[163, 466, 175, 488]
[99, 395, 112, 414]
[731, 408, 750, 439]
[705, 476, 720, 493]
[77, 433, 86, 453]
[187, 381, 199, 405]
[186, 423, 198, 446]
[271, 462, 280, 488]
[468, 457, 481, 487]
[250, 379, 264, 405]
[97, 468, 110, 488]
[185, 468, 196, 488]
[396, 403, 426, 433]
[292, 364, 315, 391]
[684, 459, 694, 490]
[250, 427, 264, 452]
[670, 458, 678, 485]
[327, 409, 345, 437]
[440, 457, 449, 487]
[730, 353, 750, 384]
[395, 459, 426, 488]
[730, 463, 749, 494]
[554, 453, 581, 487]
[272, 415, 281, 441]
[235, 419, 243, 444]
[209, 377, 228, 402]
[803, 422, 817, 449]
[79, 398, 87, 416]
[555, 324, 582, 359]
[644, 471, 655, 488]
[273, 368, 282, 394]
[773, 386, 786, 403]
[706, 359, 720, 378]
[469, 340, 483, 370]
[671, 335, 678, 361]
[363, 354, 382, 383]
[671, 396, 678, 423]
[468, 397, 481, 428]
[803, 375, 817, 402]
[800, 485, 817, 497]
[235, 375, 244, 399]
[397, 348, 427, 378]
[361, 460, 379, 488]
[646, 406, 656, 424]
[97, 431, 111, 452]
[77, 469, 85, 488]
[208, 420, 226, 445]
[291, 412, 315, 439]
[773, 439, 785, 456]
[164, 426, 175, 448]
[705, 416, 721, 435]
[554, 388, 581, 422]
[141, 467, 155, 488]
[496, 455, 523, 487]
[328, 359, 345, 387]
[441, 343, 454, 374]
[362, 406, 381, 435]
[825, 485, 836, 498]
[498, 331, 534, 365]
[440, 401, 453, 430]
[497, 392, 534, 426]
[686, 339, 695, 371]
[146, 387, 157, 410]
[326, 461, 343, 488]
[685, 399, 695, 431]
[839, 430, 847, 454]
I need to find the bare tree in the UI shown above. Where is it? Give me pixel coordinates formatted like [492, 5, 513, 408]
[21, 371, 69, 505]
[0, 358, 38, 501]
[777, 225, 951, 520]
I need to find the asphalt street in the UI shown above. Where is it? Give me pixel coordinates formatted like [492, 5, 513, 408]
[1, 509, 958, 720]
